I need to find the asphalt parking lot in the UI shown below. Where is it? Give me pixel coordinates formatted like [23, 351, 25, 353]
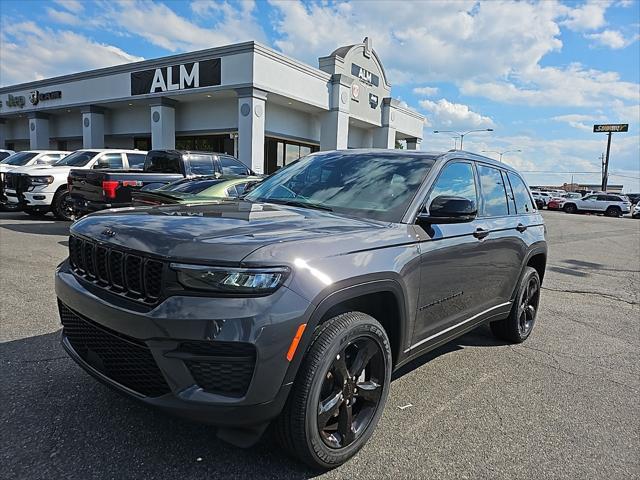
[1, 210, 638, 480]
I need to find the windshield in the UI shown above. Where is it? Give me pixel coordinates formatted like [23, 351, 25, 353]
[55, 151, 99, 167]
[160, 178, 225, 194]
[1, 152, 38, 166]
[245, 151, 436, 222]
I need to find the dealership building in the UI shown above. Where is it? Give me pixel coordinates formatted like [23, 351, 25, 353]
[0, 38, 424, 174]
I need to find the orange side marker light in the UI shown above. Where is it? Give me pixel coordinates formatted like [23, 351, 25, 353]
[286, 324, 307, 361]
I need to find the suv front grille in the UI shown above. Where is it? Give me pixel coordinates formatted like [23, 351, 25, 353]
[69, 235, 165, 304]
[177, 341, 256, 397]
[59, 302, 171, 397]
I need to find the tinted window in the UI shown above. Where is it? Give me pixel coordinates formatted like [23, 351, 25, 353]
[426, 162, 476, 207]
[507, 172, 535, 214]
[477, 164, 508, 217]
[127, 153, 147, 169]
[56, 151, 99, 167]
[226, 185, 239, 197]
[0, 152, 12, 161]
[93, 153, 123, 169]
[220, 157, 249, 175]
[234, 182, 250, 195]
[503, 171, 517, 214]
[606, 195, 622, 201]
[188, 154, 216, 175]
[596, 195, 608, 201]
[1, 151, 38, 166]
[144, 152, 182, 173]
[246, 152, 436, 222]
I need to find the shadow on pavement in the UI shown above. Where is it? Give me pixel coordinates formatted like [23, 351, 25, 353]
[0, 221, 70, 237]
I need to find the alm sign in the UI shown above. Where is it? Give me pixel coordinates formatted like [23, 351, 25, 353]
[131, 58, 221, 96]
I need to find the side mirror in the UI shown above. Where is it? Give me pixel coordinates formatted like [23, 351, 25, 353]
[417, 195, 477, 225]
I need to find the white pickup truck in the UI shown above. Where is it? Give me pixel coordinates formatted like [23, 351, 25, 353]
[1, 150, 69, 209]
[4, 149, 146, 220]
[562, 193, 632, 217]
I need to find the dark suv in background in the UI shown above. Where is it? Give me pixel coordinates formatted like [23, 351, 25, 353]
[55, 149, 546, 469]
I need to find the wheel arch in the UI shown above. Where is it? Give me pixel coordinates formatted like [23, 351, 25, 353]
[510, 245, 547, 303]
[283, 278, 409, 384]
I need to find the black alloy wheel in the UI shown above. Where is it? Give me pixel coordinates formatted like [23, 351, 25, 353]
[53, 190, 74, 221]
[490, 266, 541, 343]
[275, 312, 392, 469]
[563, 203, 577, 214]
[517, 275, 540, 338]
[317, 337, 385, 449]
[605, 206, 621, 218]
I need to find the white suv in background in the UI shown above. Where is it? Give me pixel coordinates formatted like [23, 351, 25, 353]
[563, 193, 632, 217]
[4, 149, 147, 220]
[1, 150, 69, 209]
[531, 191, 552, 207]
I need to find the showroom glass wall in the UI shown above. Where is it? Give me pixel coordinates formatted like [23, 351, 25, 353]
[264, 137, 319, 175]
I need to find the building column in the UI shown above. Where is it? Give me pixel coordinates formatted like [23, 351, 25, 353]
[373, 98, 397, 149]
[0, 119, 6, 149]
[406, 137, 422, 150]
[81, 106, 105, 148]
[320, 74, 352, 151]
[236, 88, 267, 174]
[150, 98, 176, 150]
[28, 113, 50, 150]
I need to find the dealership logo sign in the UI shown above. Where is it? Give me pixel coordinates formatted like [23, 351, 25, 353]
[5, 94, 26, 108]
[351, 63, 379, 87]
[131, 58, 221, 96]
[29, 90, 62, 106]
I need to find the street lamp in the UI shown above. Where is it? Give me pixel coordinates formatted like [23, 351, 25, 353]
[481, 149, 522, 162]
[433, 128, 493, 150]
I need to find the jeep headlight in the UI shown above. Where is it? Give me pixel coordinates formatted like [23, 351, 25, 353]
[31, 175, 54, 185]
[170, 263, 289, 294]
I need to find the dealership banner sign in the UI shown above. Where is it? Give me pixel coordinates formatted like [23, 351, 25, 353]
[131, 59, 221, 95]
[593, 124, 628, 133]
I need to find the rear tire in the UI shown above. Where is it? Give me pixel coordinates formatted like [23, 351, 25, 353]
[275, 312, 392, 469]
[563, 203, 577, 214]
[490, 267, 541, 343]
[52, 189, 74, 221]
[605, 206, 621, 218]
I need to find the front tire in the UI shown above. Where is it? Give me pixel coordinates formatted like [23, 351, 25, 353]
[563, 203, 577, 214]
[275, 312, 392, 469]
[52, 189, 74, 221]
[490, 266, 541, 343]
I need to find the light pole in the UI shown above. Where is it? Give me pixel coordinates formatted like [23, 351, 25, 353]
[433, 128, 493, 150]
[481, 149, 521, 162]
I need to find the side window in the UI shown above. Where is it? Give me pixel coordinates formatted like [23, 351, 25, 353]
[189, 155, 216, 175]
[477, 164, 509, 217]
[225, 185, 239, 197]
[507, 172, 535, 214]
[503, 170, 517, 214]
[583, 195, 596, 201]
[93, 153, 124, 169]
[233, 182, 248, 195]
[426, 161, 477, 208]
[127, 153, 147, 169]
[606, 195, 620, 202]
[596, 195, 608, 201]
[220, 157, 250, 176]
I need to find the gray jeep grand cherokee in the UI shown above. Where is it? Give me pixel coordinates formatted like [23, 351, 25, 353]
[55, 149, 546, 469]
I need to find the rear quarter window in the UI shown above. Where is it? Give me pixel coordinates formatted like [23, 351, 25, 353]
[507, 172, 535, 214]
[188, 154, 216, 175]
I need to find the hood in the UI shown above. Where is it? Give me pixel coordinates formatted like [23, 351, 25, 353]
[70, 200, 387, 264]
[0, 164, 18, 173]
[3, 164, 57, 175]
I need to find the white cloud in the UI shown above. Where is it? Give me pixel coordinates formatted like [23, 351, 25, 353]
[561, 0, 612, 31]
[108, 0, 266, 53]
[412, 86, 439, 96]
[0, 22, 143, 86]
[586, 29, 639, 49]
[552, 113, 607, 131]
[419, 98, 494, 130]
[53, 0, 84, 13]
[47, 7, 82, 26]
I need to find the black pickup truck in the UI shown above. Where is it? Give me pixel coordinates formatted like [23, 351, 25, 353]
[68, 150, 254, 216]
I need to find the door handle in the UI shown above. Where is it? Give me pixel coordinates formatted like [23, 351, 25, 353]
[473, 227, 490, 239]
[516, 223, 527, 233]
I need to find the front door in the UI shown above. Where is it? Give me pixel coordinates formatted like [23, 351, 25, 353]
[412, 160, 486, 347]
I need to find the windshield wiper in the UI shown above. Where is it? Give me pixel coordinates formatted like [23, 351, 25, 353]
[262, 198, 333, 212]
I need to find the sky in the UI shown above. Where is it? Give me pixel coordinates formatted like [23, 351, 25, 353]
[0, 0, 639, 191]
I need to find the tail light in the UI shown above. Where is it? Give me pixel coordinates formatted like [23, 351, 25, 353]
[102, 180, 120, 199]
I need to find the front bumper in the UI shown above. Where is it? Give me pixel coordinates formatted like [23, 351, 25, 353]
[55, 260, 311, 427]
[22, 190, 55, 206]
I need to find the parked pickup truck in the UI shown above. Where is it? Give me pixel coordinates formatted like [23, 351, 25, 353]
[68, 150, 254, 217]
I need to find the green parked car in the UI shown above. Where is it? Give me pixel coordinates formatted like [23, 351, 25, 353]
[131, 175, 263, 206]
